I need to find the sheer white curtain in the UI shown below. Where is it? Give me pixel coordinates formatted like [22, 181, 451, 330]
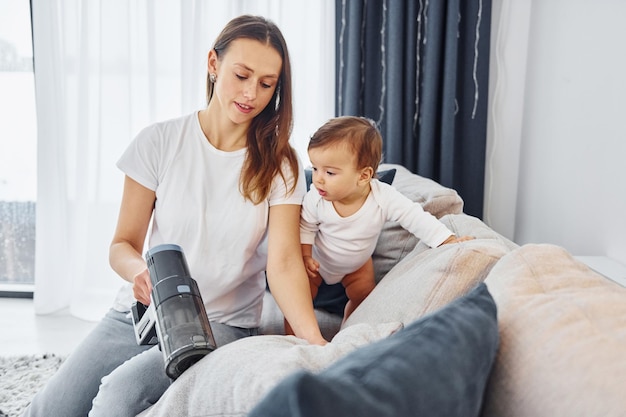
[31, 0, 335, 321]
[483, 0, 531, 240]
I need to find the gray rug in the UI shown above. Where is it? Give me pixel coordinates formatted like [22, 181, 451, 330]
[0, 354, 65, 417]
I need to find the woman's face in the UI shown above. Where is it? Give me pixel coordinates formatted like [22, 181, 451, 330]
[209, 38, 282, 126]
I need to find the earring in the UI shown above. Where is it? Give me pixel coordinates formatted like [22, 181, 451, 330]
[209, 73, 217, 83]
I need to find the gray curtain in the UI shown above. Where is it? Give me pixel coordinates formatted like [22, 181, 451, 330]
[335, 0, 492, 218]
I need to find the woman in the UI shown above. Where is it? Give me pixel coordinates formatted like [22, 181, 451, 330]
[23, 15, 325, 417]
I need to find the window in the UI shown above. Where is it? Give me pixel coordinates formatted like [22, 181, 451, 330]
[0, 0, 37, 295]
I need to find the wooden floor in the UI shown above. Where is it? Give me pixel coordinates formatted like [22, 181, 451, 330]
[0, 297, 98, 357]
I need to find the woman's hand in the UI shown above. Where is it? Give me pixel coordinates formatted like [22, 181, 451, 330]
[132, 268, 152, 305]
[306, 334, 328, 346]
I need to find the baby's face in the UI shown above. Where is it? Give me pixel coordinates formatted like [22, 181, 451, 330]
[307, 144, 363, 202]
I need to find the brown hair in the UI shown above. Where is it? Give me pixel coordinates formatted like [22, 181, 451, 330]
[207, 15, 297, 204]
[308, 116, 383, 172]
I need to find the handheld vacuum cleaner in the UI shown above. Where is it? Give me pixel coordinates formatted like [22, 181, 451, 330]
[131, 243, 217, 380]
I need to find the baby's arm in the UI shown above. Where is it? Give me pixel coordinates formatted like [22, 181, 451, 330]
[301, 244, 320, 279]
[377, 181, 474, 247]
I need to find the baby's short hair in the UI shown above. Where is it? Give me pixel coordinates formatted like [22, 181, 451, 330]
[308, 116, 383, 171]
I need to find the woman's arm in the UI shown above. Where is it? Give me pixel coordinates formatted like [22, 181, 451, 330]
[109, 175, 156, 305]
[266, 203, 327, 345]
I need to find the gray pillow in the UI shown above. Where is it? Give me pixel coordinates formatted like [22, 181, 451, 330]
[249, 283, 499, 417]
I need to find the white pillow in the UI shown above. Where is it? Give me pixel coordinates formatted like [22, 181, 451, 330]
[138, 321, 402, 417]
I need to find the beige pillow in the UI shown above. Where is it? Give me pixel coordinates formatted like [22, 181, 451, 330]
[346, 234, 510, 328]
[442, 213, 518, 251]
[483, 244, 626, 417]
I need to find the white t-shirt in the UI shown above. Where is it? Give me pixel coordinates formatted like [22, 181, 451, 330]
[300, 179, 453, 284]
[113, 112, 306, 328]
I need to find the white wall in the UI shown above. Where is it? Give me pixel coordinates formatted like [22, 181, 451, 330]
[484, 0, 626, 265]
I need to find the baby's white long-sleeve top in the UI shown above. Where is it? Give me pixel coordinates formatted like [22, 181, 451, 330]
[300, 179, 454, 284]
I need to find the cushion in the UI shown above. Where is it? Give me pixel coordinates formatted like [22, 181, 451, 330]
[249, 283, 499, 417]
[443, 212, 519, 252]
[137, 321, 403, 417]
[482, 244, 626, 417]
[345, 215, 511, 329]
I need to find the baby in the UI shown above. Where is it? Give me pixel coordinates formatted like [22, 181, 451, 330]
[285, 116, 472, 334]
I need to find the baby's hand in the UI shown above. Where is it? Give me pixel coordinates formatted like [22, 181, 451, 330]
[303, 256, 320, 279]
[439, 235, 474, 246]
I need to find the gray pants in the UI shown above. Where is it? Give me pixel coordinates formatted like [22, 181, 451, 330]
[21, 309, 257, 417]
